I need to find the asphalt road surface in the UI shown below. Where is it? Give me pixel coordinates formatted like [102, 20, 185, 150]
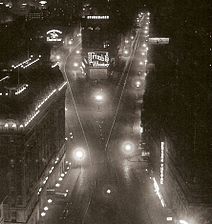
[43, 14, 167, 224]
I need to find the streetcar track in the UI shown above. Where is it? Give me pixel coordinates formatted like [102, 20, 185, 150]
[81, 18, 144, 223]
[62, 15, 145, 224]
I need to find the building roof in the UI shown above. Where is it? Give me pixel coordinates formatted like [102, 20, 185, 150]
[0, 60, 66, 129]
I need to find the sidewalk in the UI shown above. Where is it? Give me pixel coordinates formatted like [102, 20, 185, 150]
[54, 167, 81, 197]
[39, 167, 81, 224]
[132, 166, 167, 224]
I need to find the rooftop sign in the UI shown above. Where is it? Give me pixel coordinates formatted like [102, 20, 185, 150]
[46, 29, 63, 42]
[149, 38, 169, 44]
[86, 16, 109, 20]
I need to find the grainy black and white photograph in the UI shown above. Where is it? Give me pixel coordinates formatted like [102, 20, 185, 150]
[0, 0, 211, 224]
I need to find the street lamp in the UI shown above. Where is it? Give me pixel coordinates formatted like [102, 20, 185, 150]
[56, 55, 61, 61]
[124, 50, 129, 55]
[55, 183, 60, 187]
[41, 212, 46, 217]
[135, 81, 141, 88]
[95, 94, 103, 102]
[73, 62, 79, 67]
[47, 199, 53, 204]
[68, 39, 73, 45]
[122, 142, 135, 155]
[106, 189, 111, 194]
[44, 206, 48, 211]
[94, 92, 104, 111]
[73, 148, 86, 161]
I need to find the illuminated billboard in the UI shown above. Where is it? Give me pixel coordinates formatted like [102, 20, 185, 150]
[46, 29, 63, 42]
[87, 52, 109, 68]
[86, 15, 109, 20]
[148, 38, 169, 45]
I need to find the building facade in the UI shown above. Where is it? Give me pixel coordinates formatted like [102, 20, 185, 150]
[0, 63, 67, 224]
[142, 0, 212, 222]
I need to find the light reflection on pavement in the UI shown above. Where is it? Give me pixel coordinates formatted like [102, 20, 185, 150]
[43, 13, 168, 224]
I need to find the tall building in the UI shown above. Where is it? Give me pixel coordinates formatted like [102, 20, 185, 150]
[81, 14, 111, 79]
[0, 61, 67, 224]
[81, 12, 121, 79]
[142, 0, 212, 223]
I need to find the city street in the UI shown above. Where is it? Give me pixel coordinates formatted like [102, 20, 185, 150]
[0, 1, 210, 224]
[40, 13, 168, 224]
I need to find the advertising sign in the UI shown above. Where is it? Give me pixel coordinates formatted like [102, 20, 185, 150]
[148, 38, 169, 45]
[88, 52, 109, 68]
[46, 29, 63, 42]
[86, 15, 109, 20]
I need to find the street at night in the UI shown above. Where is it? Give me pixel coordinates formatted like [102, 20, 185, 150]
[0, 1, 211, 224]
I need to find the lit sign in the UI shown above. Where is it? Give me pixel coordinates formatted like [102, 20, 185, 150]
[149, 38, 169, 44]
[88, 52, 109, 68]
[160, 142, 165, 184]
[46, 29, 62, 42]
[87, 15, 109, 20]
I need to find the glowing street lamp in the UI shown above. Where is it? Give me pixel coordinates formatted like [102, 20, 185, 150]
[124, 50, 129, 55]
[47, 199, 53, 203]
[73, 148, 86, 161]
[73, 62, 79, 67]
[95, 94, 103, 102]
[135, 81, 141, 88]
[106, 189, 111, 194]
[68, 39, 73, 45]
[56, 55, 61, 61]
[125, 143, 133, 151]
[122, 142, 135, 155]
[55, 183, 60, 187]
[44, 206, 48, 211]
[41, 212, 46, 217]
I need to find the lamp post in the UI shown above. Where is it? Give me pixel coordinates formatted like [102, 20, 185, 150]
[122, 142, 135, 156]
[95, 93, 104, 112]
[73, 147, 86, 171]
